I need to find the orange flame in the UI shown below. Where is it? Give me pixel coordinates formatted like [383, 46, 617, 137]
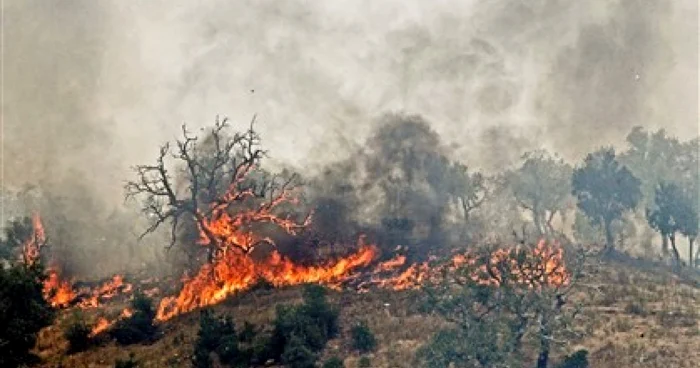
[22, 213, 46, 266]
[90, 317, 112, 336]
[43, 268, 76, 308]
[77, 274, 134, 309]
[156, 243, 378, 321]
[89, 308, 134, 336]
[364, 240, 569, 291]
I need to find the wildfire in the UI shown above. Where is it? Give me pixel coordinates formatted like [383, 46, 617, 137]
[90, 317, 112, 337]
[468, 240, 570, 288]
[89, 308, 134, 336]
[359, 240, 570, 292]
[43, 268, 76, 308]
[22, 213, 46, 266]
[156, 242, 378, 321]
[77, 274, 134, 308]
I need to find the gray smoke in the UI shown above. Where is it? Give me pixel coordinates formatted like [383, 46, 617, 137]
[2, 0, 696, 275]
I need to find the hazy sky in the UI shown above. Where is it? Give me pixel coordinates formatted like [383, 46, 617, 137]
[3, 0, 698, 202]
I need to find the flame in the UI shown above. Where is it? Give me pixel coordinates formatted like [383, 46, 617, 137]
[363, 240, 570, 291]
[77, 274, 134, 308]
[156, 243, 378, 321]
[90, 317, 112, 336]
[468, 240, 570, 288]
[43, 268, 76, 308]
[22, 213, 46, 266]
[89, 308, 134, 336]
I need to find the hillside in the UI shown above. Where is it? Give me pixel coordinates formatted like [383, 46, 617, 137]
[33, 255, 699, 368]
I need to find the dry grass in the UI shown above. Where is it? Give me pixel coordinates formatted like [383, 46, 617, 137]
[32, 259, 700, 368]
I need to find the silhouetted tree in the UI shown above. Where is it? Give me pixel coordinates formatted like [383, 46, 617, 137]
[125, 116, 310, 263]
[572, 148, 641, 251]
[0, 263, 55, 367]
[509, 150, 572, 236]
[620, 127, 699, 255]
[647, 182, 698, 267]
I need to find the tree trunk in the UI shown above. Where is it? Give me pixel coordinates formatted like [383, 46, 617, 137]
[533, 208, 544, 237]
[604, 219, 614, 252]
[537, 327, 550, 368]
[669, 234, 681, 267]
[690, 237, 695, 268]
[661, 234, 669, 255]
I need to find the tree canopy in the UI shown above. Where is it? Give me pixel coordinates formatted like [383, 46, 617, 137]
[572, 148, 641, 251]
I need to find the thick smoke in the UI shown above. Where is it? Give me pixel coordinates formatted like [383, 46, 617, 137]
[2, 0, 696, 274]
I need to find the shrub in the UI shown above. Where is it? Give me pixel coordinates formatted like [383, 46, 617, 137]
[556, 349, 589, 368]
[281, 335, 316, 368]
[350, 321, 377, 353]
[193, 309, 247, 367]
[358, 356, 371, 368]
[416, 325, 505, 368]
[268, 284, 339, 360]
[110, 293, 158, 345]
[0, 264, 55, 367]
[64, 317, 92, 353]
[624, 300, 646, 316]
[238, 321, 257, 343]
[322, 357, 345, 368]
[114, 353, 139, 368]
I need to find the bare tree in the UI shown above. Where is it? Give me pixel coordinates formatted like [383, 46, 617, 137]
[125, 116, 311, 263]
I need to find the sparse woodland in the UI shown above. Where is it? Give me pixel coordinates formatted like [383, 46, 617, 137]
[0, 114, 698, 368]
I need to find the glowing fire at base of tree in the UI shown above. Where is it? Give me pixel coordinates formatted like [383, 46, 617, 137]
[155, 242, 378, 321]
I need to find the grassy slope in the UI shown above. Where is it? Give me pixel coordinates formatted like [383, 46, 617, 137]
[34, 258, 699, 368]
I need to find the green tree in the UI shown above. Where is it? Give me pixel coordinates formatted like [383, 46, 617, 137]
[0, 263, 55, 367]
[419, 243, 584, 368]
[509, 150, 572, 236]
[572, 148, 641, 251]
[647, 182, 698, 267]
[620, 127, 699, 254]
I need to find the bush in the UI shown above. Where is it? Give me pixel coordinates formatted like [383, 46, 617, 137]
[281, 335, 316, 368]
[322, 357, 345, 368]
[238, 321, 257, 343]
[109, 293, 158, 345]
[267, 284, 339, 360]
[358, 356, 371, 368]
[624, 300, 646, 316]
[64, 317, 92, 353]
[416, 325, 505, 368]
[0, 264, 55, 367]
[114, 353, 139, 368]
[193, 309, 248, 368]
[350, 321, 377, 353]
[556, 349, 589, 368]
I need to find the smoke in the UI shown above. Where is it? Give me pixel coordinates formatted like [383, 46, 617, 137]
[2, 0, 696, 274]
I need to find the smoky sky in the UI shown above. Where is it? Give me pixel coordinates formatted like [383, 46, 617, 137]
[3, 0, 698, 201]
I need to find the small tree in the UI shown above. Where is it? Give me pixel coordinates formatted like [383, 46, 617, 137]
[125, 116, 310, 264]
[509, 150, 572, 236]
[109, 293, 158, 345]
[193, 309, 244, 368]
[64, 316, 92, 353]
[420, 242, 584, 368]
[350, 321, 377, 353]
[647, 182, 699, 267]
[0, 263, 55, 367]
[572, 148, 641, 251]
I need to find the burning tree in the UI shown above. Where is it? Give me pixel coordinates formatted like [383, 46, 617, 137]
[125, 116, 311, 264]
[419, 241, 585, 368]
[127, 117, 379, 320]
[0, 216, 55, 367]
